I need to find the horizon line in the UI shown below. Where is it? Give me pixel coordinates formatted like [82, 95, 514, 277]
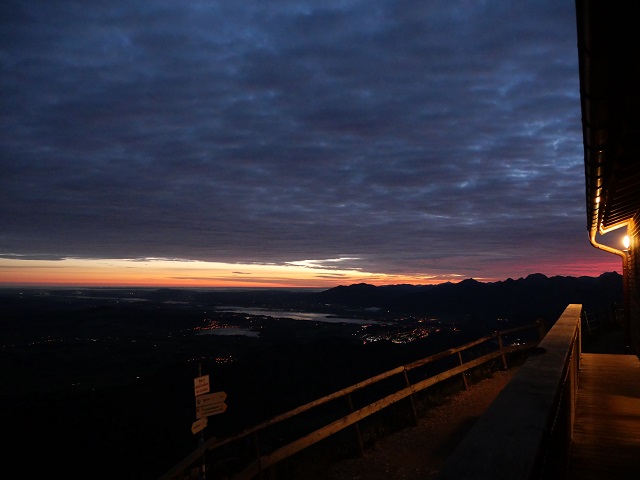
[0, 270, 621, 290]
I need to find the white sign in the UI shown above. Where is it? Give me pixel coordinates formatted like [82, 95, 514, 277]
[196, 401, 227, 419]
[196, 391, 227, 408]
[194, 375, 210, 396]
[191, 417, 208, 435]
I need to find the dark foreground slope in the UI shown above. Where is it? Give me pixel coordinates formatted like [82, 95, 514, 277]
[0, 273, 622, 479]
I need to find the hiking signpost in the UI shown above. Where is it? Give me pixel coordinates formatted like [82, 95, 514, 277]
[194, 374, 210, 396]
[196, 391, 228, 419]
[191, 417, 208, 435]
[192, 368, 229, 480]
[192, 371, 228, 430]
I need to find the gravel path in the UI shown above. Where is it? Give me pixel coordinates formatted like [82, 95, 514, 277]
[323, 367, 519, 480]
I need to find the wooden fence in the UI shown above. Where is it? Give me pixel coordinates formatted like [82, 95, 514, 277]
[436, 304, 583, 479]
[159, 321, 545, 480]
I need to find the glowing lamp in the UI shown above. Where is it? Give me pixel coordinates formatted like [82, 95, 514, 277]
[623, 235, 630, 250]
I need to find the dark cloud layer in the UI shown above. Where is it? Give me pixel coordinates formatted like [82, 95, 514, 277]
[0, 1, 621, 281]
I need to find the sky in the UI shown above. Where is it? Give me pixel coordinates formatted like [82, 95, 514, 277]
[0, 0, 626, 288]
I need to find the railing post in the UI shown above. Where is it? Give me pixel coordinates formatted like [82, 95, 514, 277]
[569, 340, 576, 440]
[402, 368, 419, 425]
[346, 393, 365, 457]
[536, 318, 547, 340]
[552, 323, 581, 478]
[457, 351, 469, 390]
[252, 432, 263, 479]
[582, 311, 591, 335]
[496, 331, 508, 370]
[571, 317, 581, 437]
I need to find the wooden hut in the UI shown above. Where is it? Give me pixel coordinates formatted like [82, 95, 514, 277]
[577, 0, 640, 358]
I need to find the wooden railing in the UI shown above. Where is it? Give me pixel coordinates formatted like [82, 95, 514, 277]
[436, 304, 582, 480]
[581, 302, 624, 337]
[159, 321, 545, 480]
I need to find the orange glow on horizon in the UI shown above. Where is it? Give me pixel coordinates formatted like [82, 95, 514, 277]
[0, 253, 621, 289]
[0, 257, 454, 289]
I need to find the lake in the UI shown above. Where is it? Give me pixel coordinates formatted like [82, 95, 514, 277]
[214, 305, 381, 324]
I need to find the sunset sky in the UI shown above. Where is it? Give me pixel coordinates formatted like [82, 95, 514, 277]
[0, 1, 626, 288]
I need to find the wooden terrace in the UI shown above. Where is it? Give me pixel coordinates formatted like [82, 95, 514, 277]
[568, 353, 640, 479]
[437, 304, 640, 480]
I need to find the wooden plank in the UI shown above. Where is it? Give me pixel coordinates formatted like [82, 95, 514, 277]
[568, 353, 640, 479]
[213, 329, 537, 454]
[497, 322, 543, 336]
[410, 350, 504, 393]
[404, 333, 495, 370]
[253, 383, 418, 471]
[236, 349, 512, 478]
[197, 365, 406, 453]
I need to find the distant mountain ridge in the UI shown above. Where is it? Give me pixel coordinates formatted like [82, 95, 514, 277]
[3, 272, 623, 329]
[315, 272, 623, 324]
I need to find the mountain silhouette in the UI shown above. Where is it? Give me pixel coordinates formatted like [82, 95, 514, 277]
[315, 272, 623, 325]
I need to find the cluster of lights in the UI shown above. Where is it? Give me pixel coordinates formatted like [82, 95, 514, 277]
[214, 355, 236, 364]
[194, 319, 231, 332]
[359, 325, 454, 344]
